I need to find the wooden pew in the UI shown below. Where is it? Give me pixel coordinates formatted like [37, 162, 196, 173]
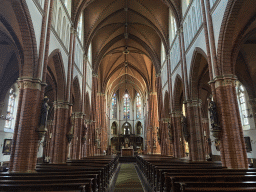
[0, 173, 99, 192]
[167, 175, 256, 192]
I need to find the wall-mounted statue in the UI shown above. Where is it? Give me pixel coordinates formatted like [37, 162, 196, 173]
[208, 101, 221, 140]
[39, 96, 50, 129]
[168, 122, 173, 143]
[157, 127, 161, 144]
[137, 125, 142, 134]
[181, 115, 189, 142]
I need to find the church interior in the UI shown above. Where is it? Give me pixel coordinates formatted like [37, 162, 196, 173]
[1, 0, 256, 191]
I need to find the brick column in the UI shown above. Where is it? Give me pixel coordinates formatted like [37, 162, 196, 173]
[214, 76, 248, 168]
[201, 118, 211, 158]
[52, 101, 69, 163]
[172, 111, 185, 158]
[9, 78, 42, 172]
[186, 99, 205, 161]
[70, 112, 83, 159]
[162, 118, 173, 156]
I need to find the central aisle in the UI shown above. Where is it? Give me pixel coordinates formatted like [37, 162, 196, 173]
[114, 163, 144, 192]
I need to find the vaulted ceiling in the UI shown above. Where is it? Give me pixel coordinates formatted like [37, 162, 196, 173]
[72, 0, 181, 99]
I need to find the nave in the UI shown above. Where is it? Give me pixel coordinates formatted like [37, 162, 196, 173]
[1, 1, 256, 191]
[1, 154, 256, 192]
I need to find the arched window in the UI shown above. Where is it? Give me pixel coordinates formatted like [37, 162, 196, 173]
[136, 93, 142, 119]
[77, 14, 83, 41]
[52, 0, 58, 28]
[188, 15, 192, 43]
[5, 88, 15, 128]
[197, 0, 202, 27]
[192, 7, 197, 35]
[88, 43, 92, 64]
[57, 8, 62, 36]
[123, 93, 130, 120]
[62, 0, 68, 7]
[169, 10, 177, 44]
[237, 83, 250, 127]
[161, 42, 165, 64]
[66, 25, 70, 49]
[184, 23, 188, 48]
[112, 93, 117, 119]
[62, 16, 66, 44]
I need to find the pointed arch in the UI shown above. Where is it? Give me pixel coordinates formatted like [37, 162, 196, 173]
[72, 76, 82, 112]
[189, 48, 209, 99]
[173, 75, 183, 111]
[48, 49, 66, 101]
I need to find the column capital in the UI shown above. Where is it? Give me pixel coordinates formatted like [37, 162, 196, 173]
[149, 92, 157, 95]
[161, 118, 171, 123]
[92, 73, 98, 78]
[186, 99, 202, 107]
[17, 78, 42, 90]
[155, 73, 161, 78]
[171, 111, 182, 117]
[72, 112, 84, 119]
[211, 75, 237, 88]
[53, 101, 70, 109]
[97, 92, 105, 96]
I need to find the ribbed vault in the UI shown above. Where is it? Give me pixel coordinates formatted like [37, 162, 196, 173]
[73, 0, 179, 98]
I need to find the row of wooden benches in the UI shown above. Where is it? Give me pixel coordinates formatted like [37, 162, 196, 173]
[0, 155, 119, 192]
[136, 155, 256, 192]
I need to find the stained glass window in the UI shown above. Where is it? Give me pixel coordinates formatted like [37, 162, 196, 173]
[5, 88, 15, 128]
[123, 93, 130, 119]
[77, 14, 83, 41]
[237, 84, 249, 126]
[112, 94, 117, 119]
[136, 93, 142, 119]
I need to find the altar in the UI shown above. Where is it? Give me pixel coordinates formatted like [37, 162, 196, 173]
[121, 147, 134, 157]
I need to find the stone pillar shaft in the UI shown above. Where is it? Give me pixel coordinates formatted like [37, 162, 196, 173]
[9, 79, 42, 172]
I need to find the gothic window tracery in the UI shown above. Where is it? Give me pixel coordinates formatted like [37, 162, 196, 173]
[136, 93, 142, 119]
[5, 88, 15, 128]
[112, 94, 117, 119]
[123, 93, 130, 120]
[237, 83, 250, 127]
[77, 14, 83, 41]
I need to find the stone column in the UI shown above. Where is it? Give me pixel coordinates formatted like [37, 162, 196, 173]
[214, 75, 248, 168]
[186, 99, 205, 161]
[9, 78, 42, 172]
[52, 101, 69, 163]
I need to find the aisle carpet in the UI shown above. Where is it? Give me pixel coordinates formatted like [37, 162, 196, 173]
[114, 163, 144, 192]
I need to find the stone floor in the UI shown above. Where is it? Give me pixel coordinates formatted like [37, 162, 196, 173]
[111, 163, 146, 192]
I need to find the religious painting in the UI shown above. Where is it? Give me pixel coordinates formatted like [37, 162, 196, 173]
[2, 139, 12, 155]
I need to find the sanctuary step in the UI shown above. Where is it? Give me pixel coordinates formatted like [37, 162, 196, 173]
[119, 157, 136, 163]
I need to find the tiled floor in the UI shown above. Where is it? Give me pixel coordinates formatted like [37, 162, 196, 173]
[113, 163, 144, 192]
